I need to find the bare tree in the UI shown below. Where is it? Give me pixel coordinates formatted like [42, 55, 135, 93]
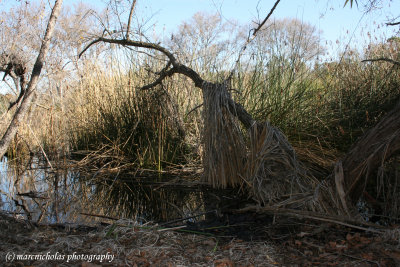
[166, 12, 241, 73]
[0, 0, 63, 159]
[252, 18, 325, 64]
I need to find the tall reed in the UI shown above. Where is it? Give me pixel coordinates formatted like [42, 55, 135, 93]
[66, 62, 189, 170]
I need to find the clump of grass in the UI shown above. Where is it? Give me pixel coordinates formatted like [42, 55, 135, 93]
[315, 44, 400, 152]
[232, 38, 400, 178]
[67, 63, 189, 171]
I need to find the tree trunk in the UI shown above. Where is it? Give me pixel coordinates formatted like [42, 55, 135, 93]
[0, 0, 63, 159]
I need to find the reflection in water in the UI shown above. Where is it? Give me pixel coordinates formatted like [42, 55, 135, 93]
[90, 175, 207, 223]
[0, 155, 225, 224]
[1, 155, 84, 223]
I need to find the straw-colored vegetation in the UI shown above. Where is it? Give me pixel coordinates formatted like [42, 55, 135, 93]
[1, 1, 400, 266]
[1, 1, 400, 220]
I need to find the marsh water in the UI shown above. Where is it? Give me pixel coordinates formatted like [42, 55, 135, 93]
[0, 155, 234, 225]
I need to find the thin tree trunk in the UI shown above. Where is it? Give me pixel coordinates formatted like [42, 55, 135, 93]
[0, 0, 63, 159]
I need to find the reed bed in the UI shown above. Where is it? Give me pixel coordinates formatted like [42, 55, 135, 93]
[1, 23, 399, 219]
[65, 61, 190, 171]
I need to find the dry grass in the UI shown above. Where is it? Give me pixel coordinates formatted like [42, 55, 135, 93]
[1, 212, 399, 267]
[64, 62, 190, 171]
[202, 82, 246, 188]
[0, 214, 279, 267]
[244, 122, 318, 206]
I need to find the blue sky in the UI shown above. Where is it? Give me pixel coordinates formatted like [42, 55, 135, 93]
[133, 2, 397, 39]
[84, 0, 398, 58]
[2, 1, 399, 42]
[1, 0, 399, 55]
[147, 0, 398, 53]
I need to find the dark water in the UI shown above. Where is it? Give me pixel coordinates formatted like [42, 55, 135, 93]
[0, 155, 239, 225]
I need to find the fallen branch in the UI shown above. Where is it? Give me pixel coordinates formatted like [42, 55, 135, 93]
[238, 205, 385, 233]
[80, 212, 119, 221]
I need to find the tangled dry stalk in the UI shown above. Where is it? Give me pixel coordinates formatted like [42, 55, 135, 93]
[201, 80, 318, 208]
[202, 82, 247, 188]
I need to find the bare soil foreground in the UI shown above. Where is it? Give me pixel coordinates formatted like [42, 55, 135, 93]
[1, 211, 399, 267]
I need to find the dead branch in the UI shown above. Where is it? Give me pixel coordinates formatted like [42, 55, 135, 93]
[80, 212, 119, 221]
[386, 21, 400, 26]
[79, 37, 207, 87]
[79, 37, 178, 65]
[126, 0, 137, 40]
[362, 57, 400, 67]
[228, 0, 281, 80]
[252, 0, 281, 38]
[238, 205, 384, 233]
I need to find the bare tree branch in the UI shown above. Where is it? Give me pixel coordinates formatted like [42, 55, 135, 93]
[79, 36, 206, 89]
[79, 37, 178, 65]
[126, 0, 137, 40]
[227, 0, 281, 81]
[386, 21, 400, 26]
[140, 67, 177, 90]
[252, 0, 281, 38]
[362, 57, 400, 67]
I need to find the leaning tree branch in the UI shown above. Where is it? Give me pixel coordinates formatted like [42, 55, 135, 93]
[140, 67, 177, 90]
[79, 36, 255, 127]
[386, 21, 400, 26]
[79, 37, 178, 65]
[80, 37, 207, 88]
[362, 57, 400, 67]
[79, 0, 282, 129]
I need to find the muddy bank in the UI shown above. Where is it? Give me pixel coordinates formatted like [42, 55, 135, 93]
[1, 211, 399, 266]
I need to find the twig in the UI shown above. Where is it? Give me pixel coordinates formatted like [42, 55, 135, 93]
[157, 225, 187, 232]
[159, 210, 218, 227]
[80, 212, 119, 221]
[186, 103, 204, 116]
[228, 0, 281, 80]
[252, 0, 281, 38]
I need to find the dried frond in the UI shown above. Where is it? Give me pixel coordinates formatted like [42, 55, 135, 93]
[202, 82, 247, 188]
[245, 122, 317, 206]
